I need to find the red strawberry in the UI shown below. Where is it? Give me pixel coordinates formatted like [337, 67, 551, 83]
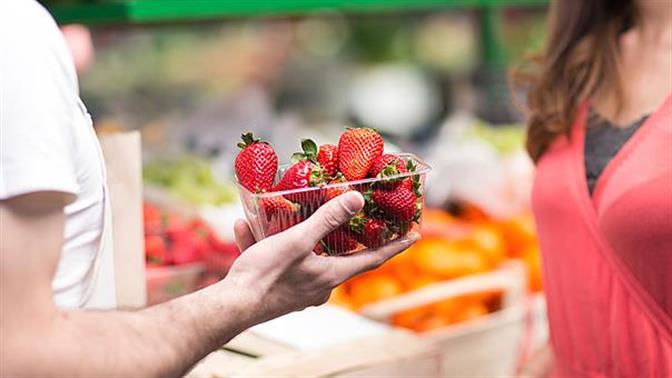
[317, 144, 338, 178]
[291, 139, 339, 179]
[337, 128, 384, 181]
[350, 214, 390, 248]
[273, 160, 324, 208]
[145, 234, 167, 266]
[372, 183, 419, 222]
[235, 132, 278, 193]
[323, 175, 352, 201]
[320, 227, 360, 256]
[313, 242, 328, 255]
[369, 154, 408, 177]
[258, 196, 301, 236]
[369, 154, 409, 189]
[259, 196, 299, 222]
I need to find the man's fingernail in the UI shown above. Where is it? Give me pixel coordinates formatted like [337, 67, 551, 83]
[340, 192, 364, 215]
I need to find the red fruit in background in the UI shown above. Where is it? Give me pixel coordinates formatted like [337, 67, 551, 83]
[273, 160, 324, 208]
[350, 214, 389, 248]
[204, 239, 239, 275]
[337, 128, 384, 181]
[143, 202, 163, 235]
[317, 144, 339, 178]
[145, 234, 167, 266]
[372, 183, 419, 222]
[171, 234, 203, 265]
[320, 227, 360, 256]
[235, 132, 278, 193]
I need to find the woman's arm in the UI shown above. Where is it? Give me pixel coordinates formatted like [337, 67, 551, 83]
[0, 191, 418, 377]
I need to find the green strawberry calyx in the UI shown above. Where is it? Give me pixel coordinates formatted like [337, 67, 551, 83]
[237, 132, 263, 149]
[309, 164, 325, 187]
[291, 138, 319, 163]
[406, 160, 422, 197]
[348, 213, 368, 234]
[377, 163, 402, 182]
[413, 200, 423, 223]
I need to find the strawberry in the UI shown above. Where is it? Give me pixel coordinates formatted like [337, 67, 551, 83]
[273, 160, 324, 209]
[369, 154, 408, 177]
[337, 128, 384, 181]
[235, 132, 278, 193]
[371, 182, 420, 222]
[320, 227, 360, 256]
[259, 196, 299, 222]
[323, 174, 352, 201]
[291, 139, 339, 179]
[258, 196, 301, 236]
[145, 234, 167, 266]
[369, 154, 409, 189]
[317, 144, 339, 178]
[350, 214, 390, 248]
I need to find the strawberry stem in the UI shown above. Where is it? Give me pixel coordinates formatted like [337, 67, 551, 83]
[237, 132, 261, 149]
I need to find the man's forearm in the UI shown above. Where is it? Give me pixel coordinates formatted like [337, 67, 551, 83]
[7, 280, 258, 378]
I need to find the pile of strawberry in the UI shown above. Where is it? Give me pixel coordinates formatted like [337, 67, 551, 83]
[143, 202, 239, 270]
[235, 128, 423, 256]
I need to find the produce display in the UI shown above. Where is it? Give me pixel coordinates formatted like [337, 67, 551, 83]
[234, 128, 430, 256]
[144, 157, 236, 206]
[331, 207, 541, 332]
[143, 202, 242, 303]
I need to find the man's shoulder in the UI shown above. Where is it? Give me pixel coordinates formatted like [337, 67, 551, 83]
[1, 1, 60, 33]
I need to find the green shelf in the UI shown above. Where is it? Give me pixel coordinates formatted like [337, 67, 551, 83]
[48, 0, 546, 67]
[48, 0, 547, 26]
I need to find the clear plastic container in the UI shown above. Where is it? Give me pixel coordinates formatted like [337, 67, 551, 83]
[236, 153, 431, 255]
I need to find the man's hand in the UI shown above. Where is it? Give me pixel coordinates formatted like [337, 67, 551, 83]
[0, 191, 418, 378]
[223, 191, 419, 324]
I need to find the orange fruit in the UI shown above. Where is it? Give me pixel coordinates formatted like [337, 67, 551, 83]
[349, 274, 403, 308]
[450, 302, 489, 323]
[413, 238, 490, 279]
[392, 305, 431, 330]
[329, 286, 354, 310]
[467, 224, 507, 267]
[406, 275, 439, 290]
[413, 315, 452, 333]
[499, 213, 538, 258]
[522, 245, 544, 292]
[459, 203, 490, 223]
[432, 298, 459, 318]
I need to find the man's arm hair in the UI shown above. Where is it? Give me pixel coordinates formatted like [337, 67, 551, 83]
[0, 192, 256, 378]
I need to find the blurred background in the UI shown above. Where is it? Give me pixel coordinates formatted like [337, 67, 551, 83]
[44, 1, 549, 376]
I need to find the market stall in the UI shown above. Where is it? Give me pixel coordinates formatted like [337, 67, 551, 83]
[46, 0, 550, 376]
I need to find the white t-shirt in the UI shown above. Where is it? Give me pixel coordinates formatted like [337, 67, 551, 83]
[0, 0, 116, 309]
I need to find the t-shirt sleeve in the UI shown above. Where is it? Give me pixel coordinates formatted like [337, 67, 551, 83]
[0, 1, 80, 201]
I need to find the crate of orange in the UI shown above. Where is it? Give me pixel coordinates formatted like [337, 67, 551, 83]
[331, 208, 539, 321]
[328, 207, 546, 376]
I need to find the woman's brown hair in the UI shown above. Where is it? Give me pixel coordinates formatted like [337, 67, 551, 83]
[513, 0, 636, 162]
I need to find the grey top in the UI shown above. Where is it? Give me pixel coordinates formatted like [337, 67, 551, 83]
[584, 110, 649, 194]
